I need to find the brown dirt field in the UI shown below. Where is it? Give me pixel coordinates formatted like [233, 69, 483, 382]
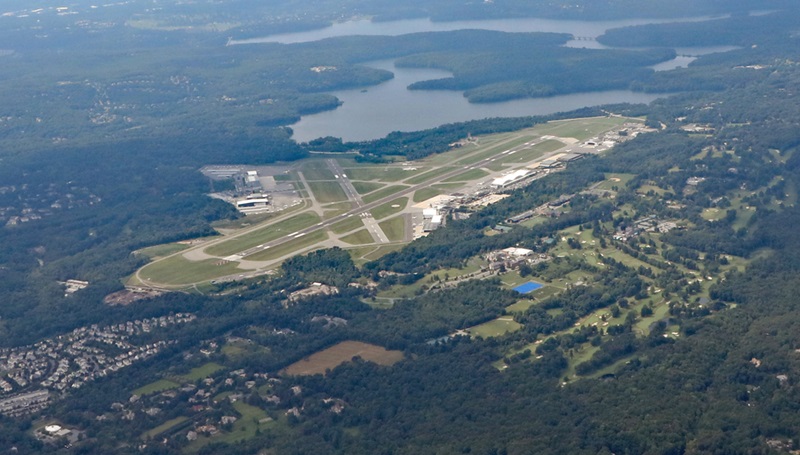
[281, 341, 404, 376]
[103, 288, 164, 306]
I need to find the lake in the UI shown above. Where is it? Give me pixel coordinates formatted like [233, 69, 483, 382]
[230, 15, 727, 46]
[289, 60, 663, 142]
[231, 15, 737, 142]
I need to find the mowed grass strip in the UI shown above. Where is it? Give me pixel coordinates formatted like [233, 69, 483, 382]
[300, 161, 336, 180]
[135, 243, 189, 260]
[371, 197, 408, 220]
[362, 185, 409, 204]
[340, 229, 376, 245]
[364, 244, 404, 261]
[330, 216, 364, 234]
[455, 136, 534, 165]
[323, 208, 350, 220]
[138, 256, 241, 286]
[180, 362, 225, 382]
[243, 230, 327, 261]
[308, 181, 349, 203]
[133, 379, 180, 396]
[346, 166, 424, 182]
[185, 401, 273, 450]
[205, 212, 320, 257]
[495, 139, 564, 165]
[469, 317, 523, 338]
[141, 417, 189, 440]
[539, 116, 628, 141]
[404, 166, 457, 185]
[379, 216, 406, 242]
[281, 341, 404, 376]
[352, 181, 385, 194]
[413, 187, 442, 203]
[442, 168, 489, 183]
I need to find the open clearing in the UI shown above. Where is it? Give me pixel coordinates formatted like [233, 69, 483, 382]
[352, 181, 385, 194]
[442, 168, 489, 183]
[281, 341, 404, 376]
[495, 139, 564, 165]
[308, 181, 349, 203]
[142, 416, 189, 440]
[243, 230, 327, 261]
[341, 229, 376, 245]
[413, 187, 443, 203]
[137, 256, 241, 285]
[469, 317, 523, 338]
[133, 379, 180, 396]
[405, 166, 458, 185]
[185, 401, 273, 451]
[180, 362, 225, 382]
[330, 216, 365, 234]
[135, 243, 189, 259]
[300, 161, 336, 180]
[205, 212, 320, 257]
[371, 197, 408, 220]
[379, 216, 406, 241]
[346, 166, 424, 182]
[362, 185, 409, 204]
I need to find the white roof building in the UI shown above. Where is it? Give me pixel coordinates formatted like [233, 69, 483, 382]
[502, 247, 533, 257]
[491, 169, 530, 187]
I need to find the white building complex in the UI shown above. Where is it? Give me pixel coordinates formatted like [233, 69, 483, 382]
[491, 169, 531, 188]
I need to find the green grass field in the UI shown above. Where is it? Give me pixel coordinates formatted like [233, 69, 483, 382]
[346, 166, 424, 182]
[181, 362, 225, 381]
[362, 185, 409, 204]
[701, 207, 727, 222]
[595, 173, 636, 191]
[485, 162, 507, 172]
[442, 168, 489, 183]
[330, 216, 364, 234]
[404, 167, 458, 185]
[352, 181, 385, 194]
[340, 229, 376, 245]
[469, 317, 523, 338]
[538, 116, 629, 141]
[413, 187, 442, 203]
[243, 230, 328, 261]
[323, 208, 350, 220]
[133, 379, 180, 396]
[300, 161, 336, 180]
[348, 244, 405, 265]
[637, 184, 668, 195]
[307, 181, 349, 203]
[137, 256, 241, 286]
[454, 136, 534, 166]
[141, 417, 189, 440]
[186, 401, 274, 451]
[135, 243, 189, 259]
[495, 139, 564, 165]
[379, 216, 406, 242]
[205, 212, 321, 257]
[371, 197, 408, 220]
[506, 299, 538, 313]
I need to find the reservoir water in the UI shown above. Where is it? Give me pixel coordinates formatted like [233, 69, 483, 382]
[289, 60, 663, 142]
[230, 16, 738, 142]
[230, 15, 727, 46]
